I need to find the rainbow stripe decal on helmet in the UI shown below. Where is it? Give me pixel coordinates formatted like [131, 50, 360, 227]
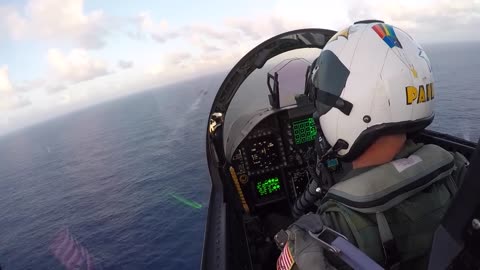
[372, 24, 402, 48]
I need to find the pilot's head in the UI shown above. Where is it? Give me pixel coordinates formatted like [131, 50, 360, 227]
[309, 21, 434, 162]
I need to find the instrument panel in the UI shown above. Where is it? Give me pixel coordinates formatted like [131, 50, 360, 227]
[242, 133, 286, 175]
[229, 106, 317, 210]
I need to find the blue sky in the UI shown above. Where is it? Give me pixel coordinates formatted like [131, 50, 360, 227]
[0, 0, 479, 134]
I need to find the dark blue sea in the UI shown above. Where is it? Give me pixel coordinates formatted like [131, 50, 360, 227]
[0, 42, 478, 270]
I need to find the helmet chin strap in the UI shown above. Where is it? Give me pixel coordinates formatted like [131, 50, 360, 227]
[312, 111, 349, 162]
[322, 139, 349, 161]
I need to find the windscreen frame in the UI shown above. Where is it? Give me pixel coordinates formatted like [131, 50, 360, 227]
[208, 28, 337, 163]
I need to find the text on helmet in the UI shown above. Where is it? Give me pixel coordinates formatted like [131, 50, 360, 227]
[405, 83, 434, 105]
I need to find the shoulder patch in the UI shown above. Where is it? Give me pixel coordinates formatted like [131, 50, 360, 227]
[277, 242, 295, 270]
[391, 155, 422, 172]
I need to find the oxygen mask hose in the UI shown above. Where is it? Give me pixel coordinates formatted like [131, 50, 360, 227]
[292, 163, 330, 218]
[292, 113, 334, 218]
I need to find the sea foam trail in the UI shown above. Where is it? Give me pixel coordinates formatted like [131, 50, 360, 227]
[169, 92, 205, 139]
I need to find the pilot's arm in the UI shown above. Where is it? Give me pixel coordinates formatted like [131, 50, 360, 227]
[276, 212, 384, 270]
[276, 214, 338, 270]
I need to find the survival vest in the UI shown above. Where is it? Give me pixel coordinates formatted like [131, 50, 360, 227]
[318, 144, 469, 270]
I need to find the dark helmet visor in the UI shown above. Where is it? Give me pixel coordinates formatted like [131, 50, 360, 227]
[310, 50, 352, 116]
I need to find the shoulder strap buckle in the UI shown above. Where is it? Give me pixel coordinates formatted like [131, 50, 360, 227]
[274, 229, 289, 250]
[382, 239, 401, 270]
[308, 227, 347, 254]
[309, 227, 385, 270]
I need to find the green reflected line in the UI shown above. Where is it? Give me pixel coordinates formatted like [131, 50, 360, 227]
[169, 193, 203, 209]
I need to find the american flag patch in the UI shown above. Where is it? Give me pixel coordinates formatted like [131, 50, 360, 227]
[277, 242, 294, 270]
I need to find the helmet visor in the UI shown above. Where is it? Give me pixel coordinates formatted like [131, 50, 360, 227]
[311, 50, 352, 116]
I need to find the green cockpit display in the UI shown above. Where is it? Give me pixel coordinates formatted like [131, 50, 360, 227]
[255, 177, 281, 197]
[292, 118, 317, 144]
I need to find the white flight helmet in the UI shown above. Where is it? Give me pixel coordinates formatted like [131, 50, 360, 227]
[310, 21, 434, 161]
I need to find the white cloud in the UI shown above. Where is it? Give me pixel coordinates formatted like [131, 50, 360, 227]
[273, 0, 357, 29]
[0, 66, 14, 93]
[0, 0, 479, 136]
[1, 49, 110, 114]
[0, 94, 31, 111]
[376, 0, 480, 42]
[133, 0, 480, 51]
[131, 13, 242, 46]
[164, 52, 192, 67]
[9, 95, 32, 109]
[147, 64, 165, 76]
[128, 11, 173, 42]
[138, 11, 168, 34]
[47, 48, 110, 82]
[0, 66, 32, 111]
[46, 84, 67, 94]
[146, 53, 188, 76]
[272, 0, 480, 42]
[146, 43, 252, 84]
[132, 2, 352, 47]
[151, 31, 181, 43]
[15, 78, 45, 92]
[0, 0, 108, 48]
[140, 0, 479, 90]
[184, 24, 236, 42]
[118, 60, 134, 69]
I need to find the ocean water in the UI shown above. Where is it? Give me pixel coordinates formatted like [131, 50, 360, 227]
[0, 42, 478, 270]
[0, 76, 222, 269]
[425, 42, 480, 142]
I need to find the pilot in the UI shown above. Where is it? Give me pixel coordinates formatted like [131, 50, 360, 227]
[276, 22, 469, 270]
